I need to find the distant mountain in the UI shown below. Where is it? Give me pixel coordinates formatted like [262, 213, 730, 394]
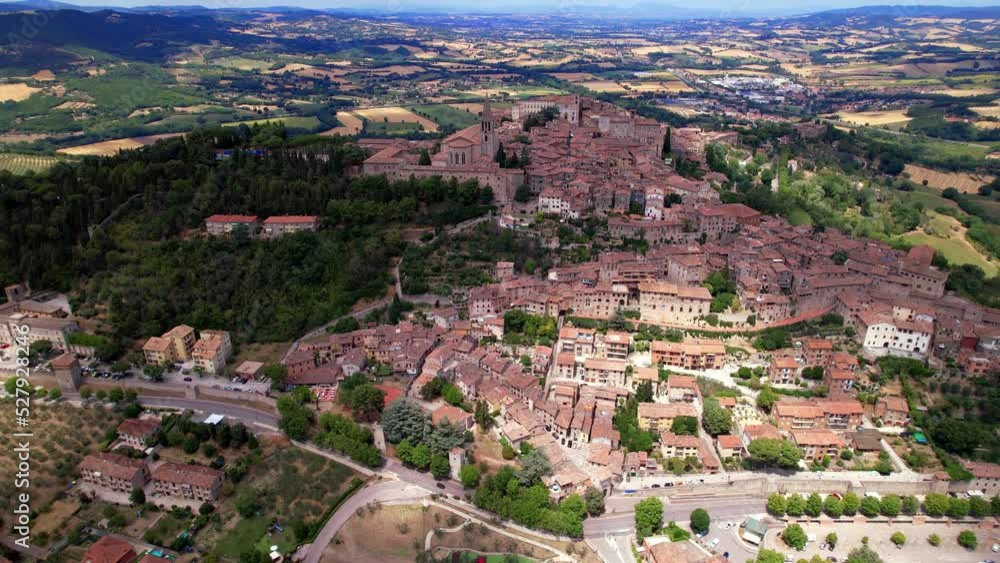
[806, 4, 1000, 17]
[0, 0, 109, 11]
[0, 8, 264, 59]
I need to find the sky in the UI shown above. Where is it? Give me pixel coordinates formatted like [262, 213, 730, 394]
[54, 0, 1000, 16]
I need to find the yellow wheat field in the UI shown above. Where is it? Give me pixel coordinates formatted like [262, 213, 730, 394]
[904, 164, 995, 193]
[320, 112, 364, 136]
[0, 83, 40, 102]
[352, 107, 439, 132]
[836, 110, 912, 126]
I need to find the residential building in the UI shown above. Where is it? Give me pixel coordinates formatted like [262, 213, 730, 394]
[116, 418, 160, 449]
[637, 402, 698, 432]
[82, 536, 137, 563]
[790, 429, 844, 461]
[261, 215, 319, 238]
[151, 462, 224, 502]
[192, 330, 232, 375]
[79, 453, 149, 493]
[205, 214, 260, 237]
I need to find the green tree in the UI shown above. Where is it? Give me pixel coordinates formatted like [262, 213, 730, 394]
[756, 386, 778, 412]
[928, 533, 941, 546]
[634, 497, 663, 540]
[786, 494, 805, 517]
[108, 387, 125, 403]
[701, 397, 732, 436]
[130, 487, 145, 505]
[845, 545, 884, 563]
[901, 495, 919, 515]
[890, 532, 905, 547]
[560, 494, 587, 519]
[946, 497, 969, 519]
[860, 496, 881, 517]
[826, 532, 838, 549]
[923, 493, 950, 517]
[635, 381, 654, 403]
[459, 464, 481, 488]
[783, 523, 807, 550]
[957, 530, 977, 550]
[263, 363, 288, 388]
[767, 493, 787, 516]
[671, 416, 698, 436]
[880, 494, 901, 517]
[843, 492, 861, 516]
[516, 449, 552, 485]
[382, 398, 429, 444]
[235, 491, 260, 517]
[430, 454, 450, 479]
[747, 438, 802, 468]
[969, 495, 990, 518]
[584, 486, 605, 516]
[805, 493, 823, 517]
[755, 549, 785, 563]
[824, 495, 844, 518]
[690, 508, 710, 534]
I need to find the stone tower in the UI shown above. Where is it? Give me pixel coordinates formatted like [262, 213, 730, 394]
[480, 99, 499, 160]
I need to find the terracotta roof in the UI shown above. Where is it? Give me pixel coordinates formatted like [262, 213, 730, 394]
[79, 453, 148, 482]
[117, 418, 160, 439]
[152, 462, 222, 489]
[263, 215, 318, 224]
[82, 536, 136, 563]
[205, 214, 258, 223]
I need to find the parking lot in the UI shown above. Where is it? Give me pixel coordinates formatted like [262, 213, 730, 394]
[766, 521, 998, 563]
[79, 359, 271, 395]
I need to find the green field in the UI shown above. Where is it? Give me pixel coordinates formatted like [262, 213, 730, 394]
[409, 104, 479, 130]
[363, 121, 426, 135]
[451, 553, 536, 563]
[209, 56, 277, 71]
[208, 447, 360, 560]
[0, 153, 72, 174]
[222, 116, 323, 130]
[900, 231, 997, 276]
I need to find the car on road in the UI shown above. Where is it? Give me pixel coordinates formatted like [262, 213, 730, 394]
[183, 377, 192, 382]
[724, 522, 733, 530]
[436, 482, 446, 489]
[709, 538, 720, 549]
[993, 544, 999, 553]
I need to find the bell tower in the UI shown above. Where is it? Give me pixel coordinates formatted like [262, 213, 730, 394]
[480, 98, 498, 159]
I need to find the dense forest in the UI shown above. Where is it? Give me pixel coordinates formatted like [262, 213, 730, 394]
[0, 123, 494, 343]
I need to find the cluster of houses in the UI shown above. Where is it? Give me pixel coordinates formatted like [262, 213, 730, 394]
[77, 417, 223, 505]
[204, 214, 319, 239]
[142, 325, 232, 375]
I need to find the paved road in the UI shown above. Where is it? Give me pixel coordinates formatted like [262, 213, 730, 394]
[300, 480, 429, 563]
[67, 393, 281, 429]
[584, 494, 767, 536]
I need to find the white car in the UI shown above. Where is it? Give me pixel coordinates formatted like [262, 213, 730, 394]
[709, 538, 720, 549]
[993, 543, 999, 553]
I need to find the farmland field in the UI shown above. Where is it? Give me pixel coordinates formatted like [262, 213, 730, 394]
[0, 153, 72, 174]
[321, 111, 364, 136]
[221, 115, 323, 130]
[578, 80, 628, 93]
[409, 104, 479, 130]
[57, 133, 184, 156]
[904, 164, 995, 193]
[353, 106, 439, 132]
[0, 83, 41, 101]
[836, 110, 912, 127]
[900, 212, 998, 277]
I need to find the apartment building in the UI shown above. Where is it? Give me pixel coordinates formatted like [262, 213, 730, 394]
[78, 452, 149, 492]
[875, 396, 910, 427]
[192, 330, 232, 375]
[651, 340, 725, 370]
[790, 429, 844, 461]
[152, 462, 224, 502]
[261, 215, 319, 238]
[637, 402, 698, 432]
[116, 418, 160, 449]
[659, 431, 702, 458]
[205, 214, 260, 237]
[582, 358, 628, 388]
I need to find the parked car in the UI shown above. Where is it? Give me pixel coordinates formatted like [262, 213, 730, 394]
[709, 538, 720, 549]
[436, 483, 446, 490]
[183, 377, 192, 382]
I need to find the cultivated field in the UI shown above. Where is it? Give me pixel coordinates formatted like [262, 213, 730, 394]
[578, 80, 628, 93]
[321, 112, 364, 136]
[0, 83, 41, 101]
[836, 110, 912, 127]
[0, 403, 123, 541]
[900, 211, 998, 276]
[0, 153, 71, 174]
[353, 106, 439, 132]
[904, 164, 995, 193]
[222, 115, 322, 130]
[57, 133, 184, 156]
